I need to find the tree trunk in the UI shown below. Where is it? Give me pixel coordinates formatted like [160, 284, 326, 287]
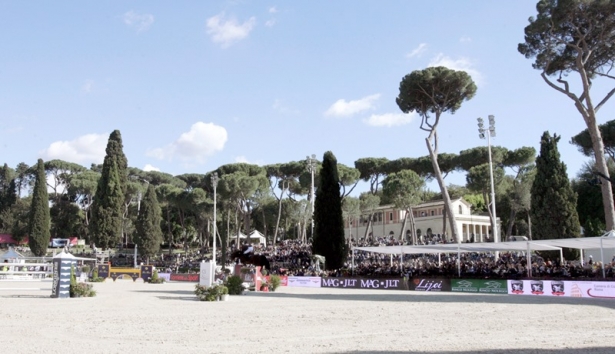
[399, 211, 408, 241]
[483, 190, 495, 241]
[528, 213, 532, 240]
[442, 208, 447, 240]
[409, 208, 417, 245]
[506, 208, 517, 239]
[273, 184, 286, 242]
[425, 136, 460, 241]
[586, 114, 615, 231]
[166, 208, 173, 256]
[363, 214, 373, 240]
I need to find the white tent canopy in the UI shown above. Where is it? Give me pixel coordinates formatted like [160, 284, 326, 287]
[237, 230, 266, 247]
[0, 247, 24, 262]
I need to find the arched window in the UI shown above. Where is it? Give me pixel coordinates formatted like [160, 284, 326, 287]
[459, 205, 463, 214]
[427, 228, 433, 236]
[416, 229, 422, 237]
[389, 231, 395, 236]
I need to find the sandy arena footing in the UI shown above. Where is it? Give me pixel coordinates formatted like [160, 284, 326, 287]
[1, 280, 614, 354]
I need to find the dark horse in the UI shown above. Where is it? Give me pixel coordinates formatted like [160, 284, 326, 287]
[230, 250, 270, 272]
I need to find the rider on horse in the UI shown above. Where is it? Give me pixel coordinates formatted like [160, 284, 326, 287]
[242, 243, 254, 256]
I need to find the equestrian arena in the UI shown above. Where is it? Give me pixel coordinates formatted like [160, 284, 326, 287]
[1, 280, 614, 354]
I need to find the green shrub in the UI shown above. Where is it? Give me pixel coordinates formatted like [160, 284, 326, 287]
[89, 267, 105, 282]
[194, 284, 227, 301]
[268, 275, 281, 291]
[70, 264, 96, 297]
[225, 275, 245, 295]
[149, 269, 165, 284]
[81, 265, 91, 274]
[71, 282, 96, 297]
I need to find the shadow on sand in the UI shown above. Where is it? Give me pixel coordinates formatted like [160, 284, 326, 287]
[253, 289, 615, 310]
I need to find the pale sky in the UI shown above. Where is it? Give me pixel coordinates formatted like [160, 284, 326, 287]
[1, 1, 610, 193]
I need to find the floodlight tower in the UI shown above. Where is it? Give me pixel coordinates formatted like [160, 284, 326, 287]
[477, 115, 499, 243]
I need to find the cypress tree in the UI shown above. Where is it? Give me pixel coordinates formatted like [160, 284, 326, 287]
[134, 184, 163, 261]
[312, 151, 347, 270]
[90, 130, 128, 249]
[531, 132, 580, 256]
[28, 159, 51, 256]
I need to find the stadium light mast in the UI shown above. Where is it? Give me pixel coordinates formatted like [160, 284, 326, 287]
[306, 154, 317, 241]
[478, 115, 499, 244]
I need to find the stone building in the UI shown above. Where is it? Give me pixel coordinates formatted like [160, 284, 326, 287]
[344, 198, 500, 244]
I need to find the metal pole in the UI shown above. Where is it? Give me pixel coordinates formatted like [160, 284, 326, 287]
[600, 237, 606, 278]
[527, 241, 531, 278]
[487, 128, 498, 243]
[211, 173, 219, 268]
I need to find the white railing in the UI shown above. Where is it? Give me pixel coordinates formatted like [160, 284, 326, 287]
[0, 262, 53, 281]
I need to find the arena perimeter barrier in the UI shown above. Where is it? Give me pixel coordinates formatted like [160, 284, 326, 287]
[285, 276, 615, 300]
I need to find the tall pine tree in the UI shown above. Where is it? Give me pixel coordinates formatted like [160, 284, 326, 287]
[312, 151, 347, 270]
[28, 159, 51, 256]
[531, 132, 581, 246]
[90, 130, 128, 249]
[134, 184, 163, 262]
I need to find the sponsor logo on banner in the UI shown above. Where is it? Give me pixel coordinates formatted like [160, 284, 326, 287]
[410, 278, 451, 292]
[321, 278, 405, 290]
[451, 279, 507, 294]
[508, 280, 570, 296]
[287, 276, 321, 288]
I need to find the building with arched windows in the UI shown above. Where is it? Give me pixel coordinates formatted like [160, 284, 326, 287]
[344, 198, 499, 244]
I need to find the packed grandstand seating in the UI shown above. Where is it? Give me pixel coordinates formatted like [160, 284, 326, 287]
[95, 235, 615, 280]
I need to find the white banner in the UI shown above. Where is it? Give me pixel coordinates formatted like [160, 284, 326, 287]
[507, 280, 615, 299]
[287, 276, 321, 288]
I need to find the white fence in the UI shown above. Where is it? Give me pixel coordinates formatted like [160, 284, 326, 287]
[0, 262, 53, 280]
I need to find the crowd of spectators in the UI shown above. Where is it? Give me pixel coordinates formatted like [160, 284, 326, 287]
[255, 236, 615, 280]
[59, 234, 615, 281]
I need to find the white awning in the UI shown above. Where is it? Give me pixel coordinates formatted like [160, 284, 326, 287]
[353, 240, 561, 255]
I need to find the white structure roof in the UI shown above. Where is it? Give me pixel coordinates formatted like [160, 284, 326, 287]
[353, 231, 615, 255]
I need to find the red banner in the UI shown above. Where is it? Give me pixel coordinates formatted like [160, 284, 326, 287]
[170, 273, 199, 282]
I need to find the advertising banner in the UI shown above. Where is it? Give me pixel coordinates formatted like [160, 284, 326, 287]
[451, 279, 508, 294]
[170, 273, 199, 282]
[508, 280, 615, 299]
[158, 272, 171, 281]
[140, 265, 153, 282]
[287, 276, 321, 288]
[409, 278, 451, 292]
[321, 277, 407, 290]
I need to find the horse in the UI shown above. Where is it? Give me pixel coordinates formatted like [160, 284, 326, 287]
[230, 250, 270, 272]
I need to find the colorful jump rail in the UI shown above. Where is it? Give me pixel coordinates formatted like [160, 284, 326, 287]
[96, 264, 153, 282]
